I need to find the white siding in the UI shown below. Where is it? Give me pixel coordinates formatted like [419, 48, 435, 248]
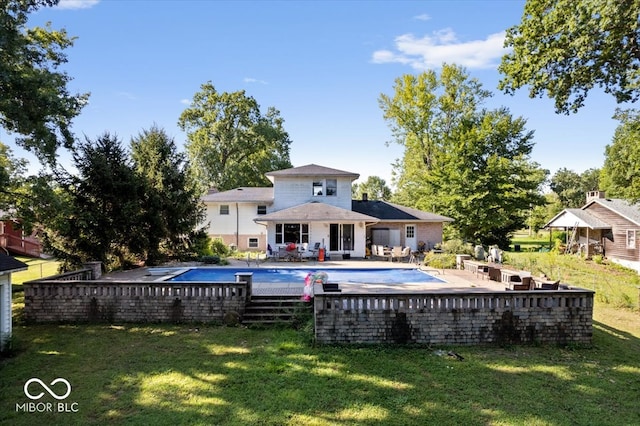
[203, 202, 268, 250]
[272, 177, 353, 211]
[0, 274, 11, 351]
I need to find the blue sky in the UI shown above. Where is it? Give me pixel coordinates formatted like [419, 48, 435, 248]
[5, 0, 623, 186]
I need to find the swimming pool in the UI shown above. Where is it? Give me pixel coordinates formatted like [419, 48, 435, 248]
[168, 268, 444, 284]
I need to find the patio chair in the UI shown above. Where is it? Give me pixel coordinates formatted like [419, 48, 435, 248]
[391, 246, 410, 262]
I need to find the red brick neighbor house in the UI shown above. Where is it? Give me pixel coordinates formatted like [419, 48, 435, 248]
[201, 164, 453, 257]
[545, 191, 640, 272]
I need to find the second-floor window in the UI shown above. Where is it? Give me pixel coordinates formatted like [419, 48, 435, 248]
[326, 179, 337, 196]
[312, 179, 337, 196]
[257, 205, 267, 215]
[313, 181, 323, 196]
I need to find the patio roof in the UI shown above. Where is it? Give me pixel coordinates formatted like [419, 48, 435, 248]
[544, 208, 611, 229]
[254, 202, 378, 223]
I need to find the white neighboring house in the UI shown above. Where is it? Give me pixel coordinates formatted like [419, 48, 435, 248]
[201, 164, 453, 258]
[0, 254, 27, 351]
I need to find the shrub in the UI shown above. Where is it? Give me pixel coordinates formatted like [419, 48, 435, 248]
[423, 252, 456, 269]
[199, 255, 221, 265]
[210, 238, 230, 256]
[592, 254, 604, 264]
[440, 239, 473, 255]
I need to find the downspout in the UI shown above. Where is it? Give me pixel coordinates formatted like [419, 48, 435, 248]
[236, 203, 239, 249]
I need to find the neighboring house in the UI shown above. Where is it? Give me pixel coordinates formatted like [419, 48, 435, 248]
[545, 191, 640, 272]
[0, 212, 42, 257]
[201, 164, 453, 258]
[0, 254, 27, 351]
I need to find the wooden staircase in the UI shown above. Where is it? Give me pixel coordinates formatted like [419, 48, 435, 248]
[242, 295, 312, 326]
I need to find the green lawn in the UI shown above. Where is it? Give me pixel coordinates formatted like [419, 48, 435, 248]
[1, 253, 639, 425]
[10, 257, 61, 285]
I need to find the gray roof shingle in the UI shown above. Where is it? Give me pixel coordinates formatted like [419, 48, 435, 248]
[255, 202, 378, 222]
[0, 254, 28, 273]
[202, 187, 274, 203]
[352, 200, 454, 222]
[265, 164, 359, 179]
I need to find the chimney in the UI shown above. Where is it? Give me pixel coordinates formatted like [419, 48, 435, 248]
[586, 191, 605, 203]
[362, 193, 368, 202]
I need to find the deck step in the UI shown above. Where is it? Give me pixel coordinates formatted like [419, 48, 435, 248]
[242, 295, 312, 325]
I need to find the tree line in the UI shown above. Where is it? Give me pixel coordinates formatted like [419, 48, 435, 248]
[2, 0, 640, 269]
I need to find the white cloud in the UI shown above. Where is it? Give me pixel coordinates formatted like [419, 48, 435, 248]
[372, 29, 506, 70]
[413, 13, 431, 21]
[244, 77, 268, 85]
[180, 99, 191, 105]
[55, 0, 100, 9]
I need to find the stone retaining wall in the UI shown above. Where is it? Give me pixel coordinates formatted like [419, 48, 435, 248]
[23, 280, 249, 324]
[314, 290, 594, 345]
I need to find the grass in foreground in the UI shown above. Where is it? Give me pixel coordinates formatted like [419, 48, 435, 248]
[2, 252, 639, 425]
[1, 316, 639, 426]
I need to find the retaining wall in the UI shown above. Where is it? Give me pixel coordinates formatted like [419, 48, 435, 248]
[314, 289, 594, 345]
[23, 279, 249, 324]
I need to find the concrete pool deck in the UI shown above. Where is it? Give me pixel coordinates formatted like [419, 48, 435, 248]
[102, 258, 507, 296]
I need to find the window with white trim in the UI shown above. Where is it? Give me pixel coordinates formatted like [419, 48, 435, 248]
[257, 205, 267, 215]
[219, 205, 229, 215]
[627, 229, 636, 249]
[248, 238, 259, 249]
[326, 179, 337, 196]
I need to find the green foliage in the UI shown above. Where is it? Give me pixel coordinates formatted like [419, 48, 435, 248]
[199, 255, 222, 265]
[209, 237, 230, 257]
[600, 109, 640, 201]
[32, 131, 205, 271]
[178, 82, 293, 192]
[0, 0, 89, 164]
[422, 252, 456, 269]
[352, 176, 392, 201]
[381, 65, 547, 248]
[499, 0, 640, 114]
[130, 125, 205, 264]
[439, 239, 473, 255]
[592, 254, 604, 264]
[550, 167, 600, 208]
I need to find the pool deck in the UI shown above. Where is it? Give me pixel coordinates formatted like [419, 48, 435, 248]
[102, 258, 506, 296]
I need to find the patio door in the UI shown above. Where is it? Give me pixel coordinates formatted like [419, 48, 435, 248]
[405, 224, 417, 250]
[329, 224, 354, 252]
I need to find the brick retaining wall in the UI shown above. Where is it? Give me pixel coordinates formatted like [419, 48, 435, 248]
[314, 290, 594, 345]
[23, 280, 249, 324]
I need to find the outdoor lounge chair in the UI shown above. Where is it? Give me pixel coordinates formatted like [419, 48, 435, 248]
[392, 246, 411, 262]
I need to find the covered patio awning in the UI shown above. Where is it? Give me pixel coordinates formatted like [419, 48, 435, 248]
[254, 202, 378, 223]
[544, 208, 611, 229]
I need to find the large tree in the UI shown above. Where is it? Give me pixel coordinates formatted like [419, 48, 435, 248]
[0, 0, 88, 163]
[352, 176, 392, 201]
[499, 0, 640, 114]
[380, 64, 547, 247]
[600, 109, 640, 201]
[29, 133, 146, 270]
[130, 125, 205, 264]
[178, 82, 292, 192]
[550, 167, 601, 208]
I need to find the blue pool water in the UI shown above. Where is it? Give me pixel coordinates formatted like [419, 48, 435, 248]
[169, 268, 444, 284]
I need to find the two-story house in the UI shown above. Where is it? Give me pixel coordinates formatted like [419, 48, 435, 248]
[201, 164, 453, 258]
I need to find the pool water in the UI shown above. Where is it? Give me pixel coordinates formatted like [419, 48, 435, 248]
[169, 268, 444, 284]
